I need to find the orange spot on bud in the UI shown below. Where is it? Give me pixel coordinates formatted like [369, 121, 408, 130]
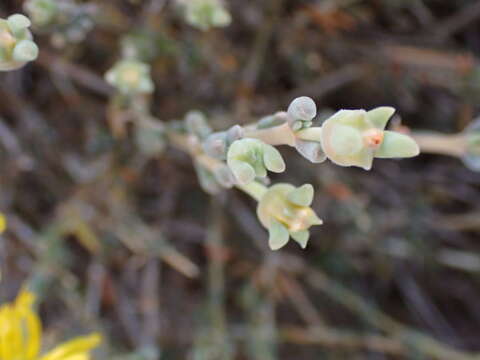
[363, 129, 384, 149]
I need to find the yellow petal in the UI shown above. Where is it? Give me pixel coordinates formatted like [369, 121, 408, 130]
[0, 305, 22, 360]
[12, 288, 42, 360]
[59, 354, 89, 360]
[0, 306, 12, 359]
[20, 307, 42, 360]
[39, 333, 102, 360]
[0, 213, 6, 234]
[15, 288, 36, 309]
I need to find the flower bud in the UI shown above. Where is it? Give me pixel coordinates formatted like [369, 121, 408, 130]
[0, 14, 38, 71]
[105, 60, 154, 96]
[320, 107, 419, 170]
[256, 183, 322, 250]
[287, 96, 317, 130]
[185, 111, 212, 140]
[227, 138, 285, 185]
[203, 125, 244, 160]
[194, 162, 234, 194]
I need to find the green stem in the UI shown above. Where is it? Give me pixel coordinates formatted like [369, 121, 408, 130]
[237, 181, 268, 202]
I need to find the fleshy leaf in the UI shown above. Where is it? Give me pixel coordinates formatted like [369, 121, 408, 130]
[329, 124, 363, 156]
[263, 145, 286, 173]
[185, 110, 212, 139]
[268, 219, 290, 250]
[331, 110, 366, 129]
[287, 96, 317, 122]
[367, 107, 395, 130]
[203, 132, 228, 159]
[228, 159, 255, 185]
[290, 230, 310, 249]
[227, 138, 285, 184]
[12, 40, 38, 62]
[295, 140, 327, 163]
[7, 14, 31, 35]
[375, 131, 420, 158]
[287, 184, 314, 206]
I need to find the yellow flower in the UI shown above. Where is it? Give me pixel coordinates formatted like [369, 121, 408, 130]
[0, 289, 101, 360]
[0, 213, 6, 234]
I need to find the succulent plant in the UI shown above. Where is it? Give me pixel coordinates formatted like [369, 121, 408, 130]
[24, 0, 58, 27]
[185, 111, 213, 140]
[105, 60, 154, 96]
[256, 183, 322, 250]
[0, 14, 38, 71]
[227, 138, 285, 185]
[287, 96, 317, 131]
[179, 0, 231, 31]
[24, 0, 95, 46]
[318, 107, 419, 170]
[203, 125, 244, 160]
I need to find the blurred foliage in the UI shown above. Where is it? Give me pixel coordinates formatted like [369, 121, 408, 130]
[2, 0, 480, 359]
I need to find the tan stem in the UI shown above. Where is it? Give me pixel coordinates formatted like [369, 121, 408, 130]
[244, 122, 297, 146]
[237, 181, 268, 202]
[411, 132, 466, 157]
[167, 131, 266, 202]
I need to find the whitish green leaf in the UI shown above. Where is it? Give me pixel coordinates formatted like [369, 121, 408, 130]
[330, 124, 363, 156]
[375, 131, 420, 158]
[268, 219, 290, 250]
[295, 140, 326, 163]
[263, 145, 286, 173]
[290, 230, 310, 249]
[12, 40, 38, 62]
[228, 159, 255, 185]
[367, 107, 395, 130]
[287, 184, 314, 206]
[288, 97, 317, 121]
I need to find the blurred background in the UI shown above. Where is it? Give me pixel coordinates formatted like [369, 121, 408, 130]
[2, 0, 480, 359]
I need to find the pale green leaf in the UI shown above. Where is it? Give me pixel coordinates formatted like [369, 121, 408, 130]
[287, 184, 314, 206]
[262, 145, 286, 173]
[268, 219, 290, 250]
[290, 230, 310, 249]
[375, 131, 420, 158]
[367, 107, 395, 130]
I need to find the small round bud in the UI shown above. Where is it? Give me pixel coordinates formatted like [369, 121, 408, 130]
[227, 138, 285, 185]
[7, 14, 31, 34]
[0, 14, 38, 71]
[105, 60, 154, 95]
[288, 97, 317, 122]
[12, 39, 38, 62]
[185, 110, 212, 139]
